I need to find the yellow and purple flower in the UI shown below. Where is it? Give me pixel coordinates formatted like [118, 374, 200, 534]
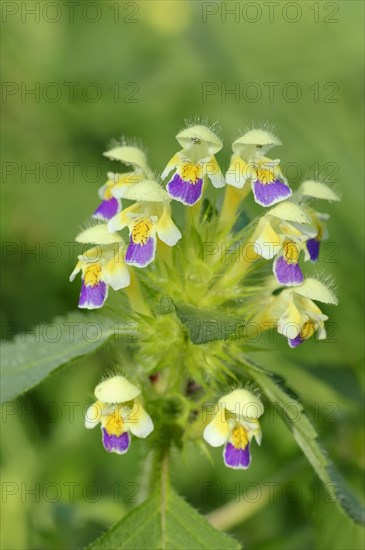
[69, 225, 130, 309]
[252, 202, 316, 286]
[92, 172, 141, 221]
[92, 145, 152, 221]
[305, 211, 329, 262]
[226, 129, 292, 207]
[203, 389, 264, 470]
[259, 277, 338, 348]
[297, 180, 340, 262]
[85, 375, 154, 455]
[108, 180, 182, 268]
[162, 124, 224, 206]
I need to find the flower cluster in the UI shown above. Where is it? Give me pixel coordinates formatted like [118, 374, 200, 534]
[71, 122, 340, 470]
[86, 374, 263, 471]
[70, 122, 339, 349]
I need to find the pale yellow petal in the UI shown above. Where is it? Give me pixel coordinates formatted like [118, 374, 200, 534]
[76, 224, 124, 245]
[268, 202, 310, 224]
[103, 248, 130, 291]
[125, 402, 154, 438]
[219, 389, 264, 418]
[69, 260, 83, 282]
[108, 203, 141, 232]
[299, 180, 340, 201]
[203, 409, 230, 447]
[103, 145, 148, 169]
[296, 278, 338, 305]
[85, 401, 105, 428]
[253, 217, 282, 259]
[161, 153, 179, 179]
[234, 129, 281, 148]
[94, 375, 141, 403]
[277, 299, 303, 338]
[176, 125, 222, 154]
[155, 206, 182, 246]
[123, 180, 170, 202]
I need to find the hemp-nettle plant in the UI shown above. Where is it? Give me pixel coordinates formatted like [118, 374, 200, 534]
[8, 121, 362, 548]
[70, 122, 345, 484]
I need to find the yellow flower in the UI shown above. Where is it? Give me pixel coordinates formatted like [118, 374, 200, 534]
[108, 180, 181, 268]
[258, 278, 338, 347]
[203, 389, 264, 469]
[69, 224, 130, 309]
[85, 375, 154, 455]
[226, 129, 292, 206]
[162, 124, 224, 205]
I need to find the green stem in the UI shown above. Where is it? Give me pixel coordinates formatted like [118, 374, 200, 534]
[218, 183, 250, 232]
[187, 200, 201, 227]
[125, 269, 149, 315]
[147, 447, 170, 496]
[160, 450, 170, 549]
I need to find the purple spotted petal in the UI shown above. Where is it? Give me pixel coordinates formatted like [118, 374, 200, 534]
[288, 335, 304, 348]
[223, 442, 251, 469]
[167, 173, 203, 206]
[306, 238, 320, 262]
[102, 428, 130, 454]
[79, 280, 108, 309]
[125, 236, 156, 268]
[92, 197, 121, 221]
[252, 179, 292, 207]
[274, 256, 304, 286]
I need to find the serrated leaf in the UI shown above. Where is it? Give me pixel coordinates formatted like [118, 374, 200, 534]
[0, 311, 117, 403]
[175, 303, 245, 345]
[241, 357, 365, 525]
[86, 488, 241, 550]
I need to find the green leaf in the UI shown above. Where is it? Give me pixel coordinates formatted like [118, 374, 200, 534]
[153, 295, 175, 316]
[86, 488, 241, 550]
[1, 311, 118, 403]
[241, 357, 365, 525]
[175, 303, 245, 345]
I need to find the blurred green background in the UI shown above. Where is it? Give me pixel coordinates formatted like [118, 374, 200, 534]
[1, 1, 364, 548]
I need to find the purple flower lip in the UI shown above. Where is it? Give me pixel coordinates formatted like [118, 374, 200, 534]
[288, 335, 304, 348]
[306, 238, 320, 262]
[274, 256, 304, 286]
[79, 280, 108, 309]
[125, 236, 156, 268]
[252, 179, 292, 207]
[223, 442, 251, 470]
[167, 174, 203, 206]
[102, 428, 131, 454]
[93, 197, 120, 221]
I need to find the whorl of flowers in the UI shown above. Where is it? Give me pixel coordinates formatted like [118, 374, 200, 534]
[70, 122, 339, 468]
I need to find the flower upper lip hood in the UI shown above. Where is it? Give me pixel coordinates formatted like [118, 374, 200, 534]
[290, 277, 338, 305]
[94, 375, 141, 403]
[122, 180, 171, 203]
[219, 388, 264, 418]
[75, 223, 125, 245]
[233, 129, 281, 150]
[267, 201, 311, 224]
[298, 180, 341, 202]
[103, 145, 149, 170]
[176, 125, 222, 154]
